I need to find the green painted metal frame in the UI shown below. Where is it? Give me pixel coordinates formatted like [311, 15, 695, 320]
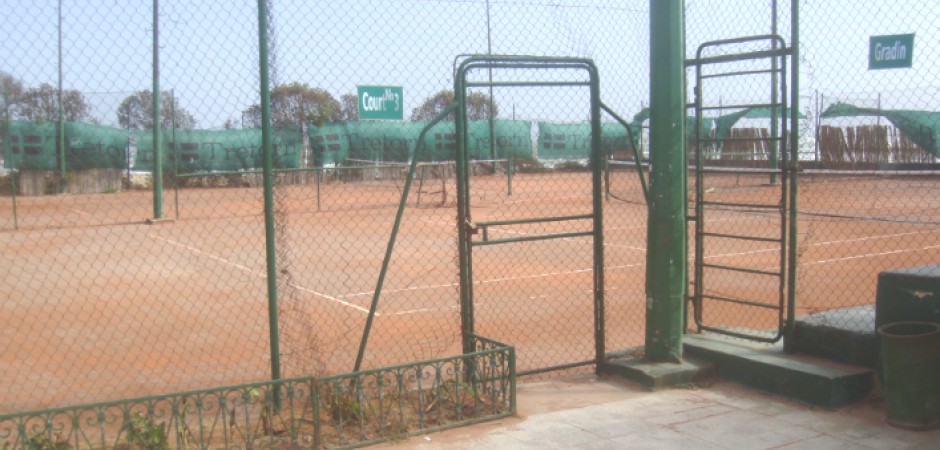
[599, 102, 649, 203]
[0, 336, 515, 450]
[453, 55, 607, 374]
[689, 34, 798, 343]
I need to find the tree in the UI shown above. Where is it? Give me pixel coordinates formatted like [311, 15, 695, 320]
[0, 71, 25, 110]
[14, 83, 92, 122]
[243, 82, 342, 128]
[117, 90, 197, 130]
[339, 93, 359, 121]
[410, 90, 497, 122]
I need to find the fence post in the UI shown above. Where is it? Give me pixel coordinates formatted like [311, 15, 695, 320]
[784, 0, 800, 352]
[645, 0, 686, 363]
[2, 89, 15, 230]
[58, 0, 66, 194]
[257, 0, 282, 391]
[151, 0, 163, 219]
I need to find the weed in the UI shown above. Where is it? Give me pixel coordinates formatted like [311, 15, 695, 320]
[122, 412, 168, 450]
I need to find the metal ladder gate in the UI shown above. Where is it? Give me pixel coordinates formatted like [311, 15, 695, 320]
[688, 35, 797, 342]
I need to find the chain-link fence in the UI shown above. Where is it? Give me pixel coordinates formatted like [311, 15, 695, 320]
[5, 0, 933, 421]
[1, 0, 649, 415]
[684, 0, 940, 338]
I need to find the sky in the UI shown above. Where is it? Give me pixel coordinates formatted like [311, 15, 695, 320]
[1, 0, 937, 129]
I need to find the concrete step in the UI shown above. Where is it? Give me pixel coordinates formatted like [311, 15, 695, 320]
[790, 305, 878, 368]
[684, 334, 875, 409]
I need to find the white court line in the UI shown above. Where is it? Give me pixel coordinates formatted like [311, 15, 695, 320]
[71, 209, 90, 216]
[152, 235, 374, 315]
[340, 261, 644, 302]
[801, 243, 940, 266]
[703, 228, 940, 261]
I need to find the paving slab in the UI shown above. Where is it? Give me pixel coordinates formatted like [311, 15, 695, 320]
[382, 375, 940, 449]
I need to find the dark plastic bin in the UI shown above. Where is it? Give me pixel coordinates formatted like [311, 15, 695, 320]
[877, 321, 940, 430]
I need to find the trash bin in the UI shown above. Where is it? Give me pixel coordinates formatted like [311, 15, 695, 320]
[877, 321, 940, 430]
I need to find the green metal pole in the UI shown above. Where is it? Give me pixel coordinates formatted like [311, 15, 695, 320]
[2, 89, 15, 230]
[785, 0, 800, 352]
[588, 64, 605, 370]
[257, 0, 282, 386]
[645, 0, 686, 363]
[58, 0, 65, 194]
[455, 71, 474, 356]
[770, 0, 779, 185]
[151, 0, 163, 219]
[171, 89, 179, 219]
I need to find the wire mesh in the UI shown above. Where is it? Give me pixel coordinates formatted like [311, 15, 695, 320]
[7, 0, 933, 418]
[685, 0, 940, 337]
[0, 0, 650, 414]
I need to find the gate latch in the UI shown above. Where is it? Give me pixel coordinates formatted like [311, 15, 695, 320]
[464, 219, 480, 235]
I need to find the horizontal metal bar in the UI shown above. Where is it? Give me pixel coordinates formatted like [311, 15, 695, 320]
[698, 167, 785, 175]
[701, 232, 782, 243]
[473, 231, 593, 247]
[687, 47, 791, 67]
[700, 67, 785, 80]
[701, 293, 781, 309]
[699, 102, 779, 111]
[465, 81, 591, 88]
[702, 200, 780, 210]
[517, 360, 594, 377]
[696, 324, 783, 343]
[478, 214, 593, 227]
[703, 263, 781, 277]
[698, 136, 785, 143]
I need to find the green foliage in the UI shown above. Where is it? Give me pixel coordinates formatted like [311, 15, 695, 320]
[123, 412, 168, 450]
[325, 386, 367, 424]
[25, 433, 70, 450]
[410, 90, 498, 122]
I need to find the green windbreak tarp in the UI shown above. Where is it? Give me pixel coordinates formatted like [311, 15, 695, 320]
[342, 119, 532, 163]
[629, 107, 714, 143]
[133, 127, 302, 172]
[821, 103, 940, 158]
[4, 121, 59, 170]
[536, 122, 638, 160]
[5, 121, 130, 170]
[344, 121, 433, 162]
[64, 122, 128, 170]
[467, 120, 532, 160]
[712, 106, 804, 141]
[309, 123, 351, 166]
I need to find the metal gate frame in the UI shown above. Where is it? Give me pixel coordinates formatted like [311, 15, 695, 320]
[453, 55, 644, 375]
[688, 35, 799, 343]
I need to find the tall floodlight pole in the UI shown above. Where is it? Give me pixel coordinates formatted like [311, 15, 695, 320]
[645, 0, 686, 362]
[152, 0, 163, 219]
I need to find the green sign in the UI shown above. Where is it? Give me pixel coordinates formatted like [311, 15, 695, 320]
[869, 34, 914, 70]
[357, 85, 403, 120]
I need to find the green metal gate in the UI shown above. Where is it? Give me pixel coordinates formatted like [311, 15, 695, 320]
[453, 55, 643, 375]
[688, 35, 798, 342]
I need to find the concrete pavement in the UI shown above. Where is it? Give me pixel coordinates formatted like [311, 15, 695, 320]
[385, 375, 940, 449]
